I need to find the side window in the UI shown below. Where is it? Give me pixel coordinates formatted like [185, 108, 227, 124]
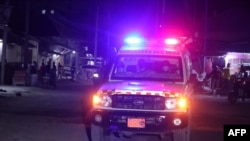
[115, 57, 125, 73]
[184, 54, 191, 82]
[117, 61, 125, 72]
[162, 60, 170, 73]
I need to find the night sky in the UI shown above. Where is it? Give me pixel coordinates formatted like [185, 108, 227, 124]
[2, 0, 250, 35]
[1, 0, 250, 51]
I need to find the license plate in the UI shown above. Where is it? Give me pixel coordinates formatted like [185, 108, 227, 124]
[127, 118, 145, 128]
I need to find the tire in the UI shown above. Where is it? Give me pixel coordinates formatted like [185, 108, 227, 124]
[228, 92, 237, 104]
[91, 124, 110, 141]
[173, 127, 190, 141]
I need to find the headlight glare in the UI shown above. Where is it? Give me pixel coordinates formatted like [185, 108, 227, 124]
[102, 95, 112, 107]
[165, 97, 187, 110]
[93, 94, 112, 107]
[165, 98, 177, 109]
[93, 95, 101, 105]
[178, 97, 187, 109]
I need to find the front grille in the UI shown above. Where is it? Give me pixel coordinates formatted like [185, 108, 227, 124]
[112, 95, 165, 110]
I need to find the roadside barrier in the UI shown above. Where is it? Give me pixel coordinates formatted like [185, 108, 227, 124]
[13, 71, 26, 86]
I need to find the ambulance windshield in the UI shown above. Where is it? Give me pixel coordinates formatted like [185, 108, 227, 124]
[111, 55, 183, 82]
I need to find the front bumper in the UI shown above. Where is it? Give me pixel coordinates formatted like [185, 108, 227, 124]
[91, 109, 188, 132]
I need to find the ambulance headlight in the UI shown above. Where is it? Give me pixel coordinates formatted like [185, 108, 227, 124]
[165, 97, 187, 110]
[93, 94, 112, 107]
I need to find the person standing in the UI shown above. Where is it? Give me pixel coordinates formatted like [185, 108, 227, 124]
[45, 61, 51, 77]
[57, 62, 63, 80]
[71, 63, 76, 81]
[50, 62, 57, 88]
[237, 65, 248, 101]
[222, 63, 231, 94]
[210, 65, 222, 95]
[38, 62, 46, 87]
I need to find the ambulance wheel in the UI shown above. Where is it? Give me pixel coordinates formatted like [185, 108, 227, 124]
[172, 127, 190, 141]
[91, 124, 110, 141]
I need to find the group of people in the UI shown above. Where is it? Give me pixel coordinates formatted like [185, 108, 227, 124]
[38, 60, 63, 88]
[208, 63, 249, 96]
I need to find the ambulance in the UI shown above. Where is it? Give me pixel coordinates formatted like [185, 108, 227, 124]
[90, 35, 193, 141]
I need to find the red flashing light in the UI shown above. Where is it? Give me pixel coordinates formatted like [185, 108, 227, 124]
[164, 38, 179, 45]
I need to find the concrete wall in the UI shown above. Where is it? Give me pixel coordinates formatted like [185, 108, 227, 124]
[0, 39, 67, 71]
[6, 43, 22, 62]
[0, 39, 39, 63]
[29, 40, 39, 63]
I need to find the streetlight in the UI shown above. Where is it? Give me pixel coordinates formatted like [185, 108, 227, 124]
[41, 9, 46, 14]
[41, 9, 55, 15]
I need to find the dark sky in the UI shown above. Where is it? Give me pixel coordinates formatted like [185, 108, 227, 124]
[1, 0, 250, 41]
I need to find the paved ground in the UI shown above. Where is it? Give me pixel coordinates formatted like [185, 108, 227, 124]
[1, 81, 250, 141]
[0, 79, 94, 97]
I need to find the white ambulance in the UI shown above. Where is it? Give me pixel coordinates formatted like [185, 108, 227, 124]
[90, 35, 193, 141]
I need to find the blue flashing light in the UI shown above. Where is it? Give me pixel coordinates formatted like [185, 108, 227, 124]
[124, 37, 142, 44]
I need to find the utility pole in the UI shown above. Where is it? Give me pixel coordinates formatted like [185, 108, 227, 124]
[94, 5, 99, 62]
[106, 0, 111, 59]
[203, 0, 208, 72]
[162, 0, 165, 15]
[0, 0, 11, 85]
[158, 0, 166, 34]
[184, 0, 192, 34]
[161, 0, 166, 28]
[24, 0, 30, 69]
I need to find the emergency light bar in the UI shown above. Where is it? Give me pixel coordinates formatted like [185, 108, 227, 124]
[118, 49, 180, 56]
[123, 33, 182, 51]
[124, 36, 179, 45]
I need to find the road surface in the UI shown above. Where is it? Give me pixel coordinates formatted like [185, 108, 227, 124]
[0, 82, 250, 141]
